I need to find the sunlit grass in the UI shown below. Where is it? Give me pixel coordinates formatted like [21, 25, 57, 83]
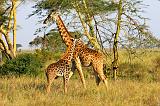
[0, 49, 160, 106]
[0, 76, 160, 106]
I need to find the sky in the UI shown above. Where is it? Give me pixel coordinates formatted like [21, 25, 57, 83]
[16, 0, 160, 49]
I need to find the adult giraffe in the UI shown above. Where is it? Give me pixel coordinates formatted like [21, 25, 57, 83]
[43, 11, 108, 89]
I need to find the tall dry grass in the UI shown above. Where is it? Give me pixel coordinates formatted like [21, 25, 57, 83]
[0, 49, 160, 106]
[117, 49, 160, 82]
[0, 76, 160, 106]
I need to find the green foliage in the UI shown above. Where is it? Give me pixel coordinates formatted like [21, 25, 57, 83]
[0, 48, 63, 77]
[29, 36, 43, 47]
[34, 0, 73, 11]
[45, 30, 66, 52]
[0, 0, 9, 25]
[35, 48, 62, 63]
[0, 53, 43, 77]
[29, 31, 66, 52]
[119, 63, 152, 81]
[80, 0, 118, 15]
[32, 0, 117, 16]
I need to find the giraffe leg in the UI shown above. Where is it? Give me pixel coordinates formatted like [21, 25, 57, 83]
[63, 74, 70, 94]
[46, 73, 56, 93]
[98, 73, 108, 89]
[69, 60, 77, 78]
[93, 63, 108, 89]
[71, 60, 77, 73]
[93, 68, 101, 86]
[75, 57, 86, 89]
[95, 72, 101, 86]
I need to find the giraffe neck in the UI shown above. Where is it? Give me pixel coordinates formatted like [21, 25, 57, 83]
[61, 40, 76, 63]
[56, 15, 74, 47]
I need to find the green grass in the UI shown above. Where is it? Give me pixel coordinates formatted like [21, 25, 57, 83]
[0, 76, 160, 106]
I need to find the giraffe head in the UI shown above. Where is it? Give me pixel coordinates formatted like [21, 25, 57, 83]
[44, 9, 75, 47]
[43, 10, 60, 24]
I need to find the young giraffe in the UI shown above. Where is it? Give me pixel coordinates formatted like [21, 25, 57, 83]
[44, 11, 108, 89]
[45, 38, 77, 93]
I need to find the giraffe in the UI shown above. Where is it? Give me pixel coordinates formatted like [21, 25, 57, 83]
[45, 38, 77, 93]
[44, 11, 108, 89]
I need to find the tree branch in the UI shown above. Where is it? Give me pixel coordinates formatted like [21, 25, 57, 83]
[72, 2, 101, 49]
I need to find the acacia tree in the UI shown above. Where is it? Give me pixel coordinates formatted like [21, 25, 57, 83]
[29, 30, 82, 52]
[32, 0, 117, 50]
[32, 0, 158, 79]
[112, 0, 122, 80]
[0, 0, 15, 59]
[0, 0, 23, 59]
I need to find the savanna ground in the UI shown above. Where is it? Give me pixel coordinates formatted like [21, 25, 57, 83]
[0, 77, 160, 106]
[0, 49, 160, 106]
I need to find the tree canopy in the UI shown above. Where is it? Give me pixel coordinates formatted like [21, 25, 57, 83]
[30, 0, 160, 79]
[32, 0, 159, 49]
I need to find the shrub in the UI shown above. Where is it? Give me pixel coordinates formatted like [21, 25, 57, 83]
[0, 53, 43, 77]
[35, 49, 61, 63]
[119, 62, 153, 81]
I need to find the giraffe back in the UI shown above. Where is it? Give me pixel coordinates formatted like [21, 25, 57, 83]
[74, 39, 103, 66]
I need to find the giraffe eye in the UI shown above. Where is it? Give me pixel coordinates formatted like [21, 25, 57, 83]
[71, 38, 74, 42]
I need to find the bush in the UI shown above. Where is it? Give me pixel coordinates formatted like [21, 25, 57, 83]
[0, 53, 43, 77]
[119, 62, 153, 81]
[35, 49, 61, 63]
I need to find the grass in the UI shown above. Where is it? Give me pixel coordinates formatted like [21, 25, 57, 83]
[0, 49, 160, 106]
[0, 76, 160, 106]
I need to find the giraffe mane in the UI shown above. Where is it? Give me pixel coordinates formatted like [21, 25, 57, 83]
[57, 15, 74, 39]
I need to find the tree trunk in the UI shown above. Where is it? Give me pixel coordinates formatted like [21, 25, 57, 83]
[0, 28, 2, 62]
[13, 0, 17, 57]
[0, 1, 17, 60]
[73, 1, 101, 50]
[112, 0, 122, 80]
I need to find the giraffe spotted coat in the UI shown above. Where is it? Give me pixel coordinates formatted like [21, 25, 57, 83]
[45, 38, 77, 93]
[44, 11, 108, 89]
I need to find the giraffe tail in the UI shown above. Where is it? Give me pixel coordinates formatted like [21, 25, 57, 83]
[103, 64, 107, 74]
